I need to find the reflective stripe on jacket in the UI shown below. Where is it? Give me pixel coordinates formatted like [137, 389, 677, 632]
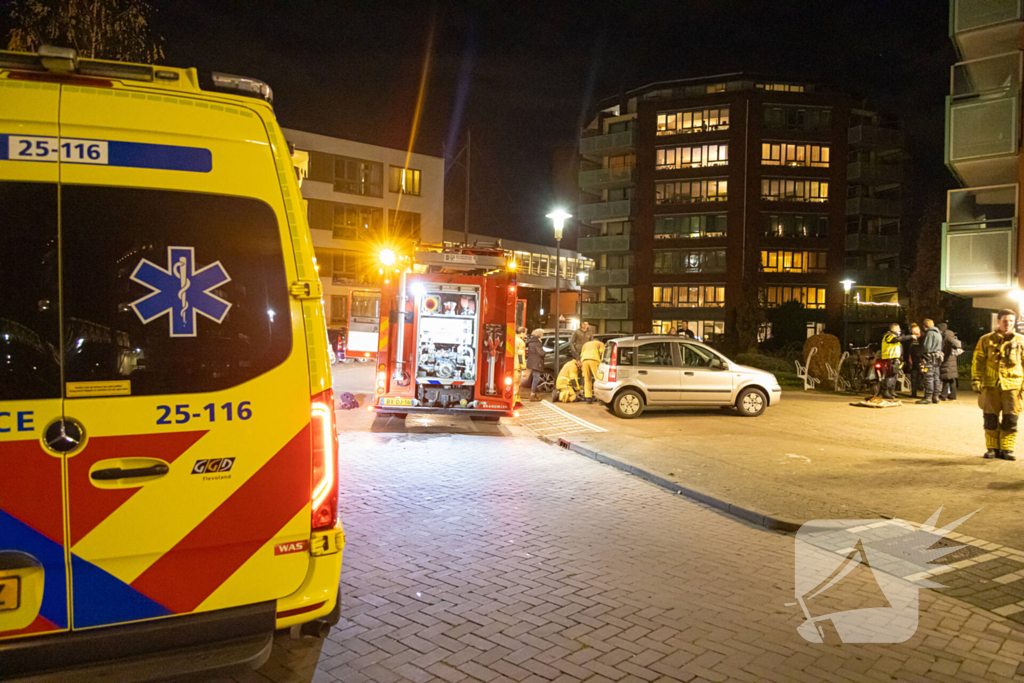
[880, 332, 902, 360]
[972, 331, 1024, 390]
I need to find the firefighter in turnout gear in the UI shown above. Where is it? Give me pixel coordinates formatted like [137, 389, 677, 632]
[972, 309, 1024, 461]
[580, 339, 605, 403]
[556, 358, 583, 403]
[513, 327, 527, 406]
[878, 323, 916, 399]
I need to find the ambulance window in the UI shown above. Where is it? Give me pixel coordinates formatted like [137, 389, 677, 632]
[0, 182, 62, 400]
[60, 186, 291, 396]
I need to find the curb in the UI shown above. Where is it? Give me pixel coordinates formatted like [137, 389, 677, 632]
[547, 436, 802, 534]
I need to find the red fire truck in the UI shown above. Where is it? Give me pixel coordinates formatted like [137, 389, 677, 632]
[372, 245, 518, 418]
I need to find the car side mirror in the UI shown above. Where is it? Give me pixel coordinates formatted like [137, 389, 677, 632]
[710, 358, 726, 370]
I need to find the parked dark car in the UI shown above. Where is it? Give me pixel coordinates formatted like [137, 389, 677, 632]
[524, 332, 618, 393]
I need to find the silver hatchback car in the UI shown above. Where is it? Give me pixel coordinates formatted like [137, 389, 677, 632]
[593, 335, 782, 418]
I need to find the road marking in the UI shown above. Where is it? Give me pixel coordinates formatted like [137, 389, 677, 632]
[515, 400, 607, 437]
[539, 400, 607, 432]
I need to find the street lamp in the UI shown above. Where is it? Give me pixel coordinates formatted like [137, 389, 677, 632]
[576, 270, 588, 323]
[840, 279, 855, 347]
[547, 208, 571, 388]
[379, 249, 397, 267]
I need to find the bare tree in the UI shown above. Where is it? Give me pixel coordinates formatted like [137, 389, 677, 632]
[905, 193, 949, 325]
[7, 0, 163, 63]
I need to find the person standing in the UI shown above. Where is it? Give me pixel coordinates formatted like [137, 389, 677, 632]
[905, 324, 923, 398]
[917, 319, 943, 405]
[569, 321, 593, 361]
[878, 323, 916, 400]
[525, 328, 546, 402]
[513, 327, 527, 406]
[579, 338, 606, 404]
[972, 309, 1024, 460]
[939, 322, 962, 401]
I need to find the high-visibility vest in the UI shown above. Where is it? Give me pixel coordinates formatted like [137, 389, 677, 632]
[880, 332, 902, 360]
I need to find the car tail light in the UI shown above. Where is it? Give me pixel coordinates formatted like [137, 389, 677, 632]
[310, 389, 338, 531]
[608, 344, 618, 382]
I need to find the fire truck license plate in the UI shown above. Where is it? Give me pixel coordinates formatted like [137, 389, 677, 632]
[0, 576, 20, 611]
[382, 398, 412, 406]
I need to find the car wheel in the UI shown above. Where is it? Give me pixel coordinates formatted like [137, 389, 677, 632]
[537, 372, 554, 393]
[613, 389, 644, 419]
[736, 387, 767, 417]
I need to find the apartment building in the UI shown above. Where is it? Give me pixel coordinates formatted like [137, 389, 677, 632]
[576, 75, 904, 345]
[942, 1, 1023, 316]
[283, 128, 444, 328]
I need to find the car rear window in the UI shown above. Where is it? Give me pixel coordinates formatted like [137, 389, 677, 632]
[61, 186, 292, 397]
[637, 342, 674, 367]
[0, 182, 61, 400]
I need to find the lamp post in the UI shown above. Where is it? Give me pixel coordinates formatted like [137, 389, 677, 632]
[841, 279, 855, 348]
[576, 270, 588, 324]
[547, 209, 571, 387]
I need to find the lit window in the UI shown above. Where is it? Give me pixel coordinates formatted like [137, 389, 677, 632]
[389, 167, 421, 195]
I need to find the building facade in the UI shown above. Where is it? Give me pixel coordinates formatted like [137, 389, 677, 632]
[442, 229, 592, 331]
[576, 75, 904, 345]
[943, 1, 1023, 316]
[283, 128, 444, 329]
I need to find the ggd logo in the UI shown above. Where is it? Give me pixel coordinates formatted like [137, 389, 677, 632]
[192, 458, 235, 475]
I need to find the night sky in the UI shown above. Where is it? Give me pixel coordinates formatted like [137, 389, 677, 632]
[4, 1, 957, 250]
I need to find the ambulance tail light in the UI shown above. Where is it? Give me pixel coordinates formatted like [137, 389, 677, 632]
[608, 344, 618, 382]
[311, 389, 339, 531]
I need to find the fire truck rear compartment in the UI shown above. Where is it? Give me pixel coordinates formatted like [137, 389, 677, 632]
[416, 385, 475, 408]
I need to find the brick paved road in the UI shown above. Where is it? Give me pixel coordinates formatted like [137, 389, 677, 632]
[224, 431, 1024, 683]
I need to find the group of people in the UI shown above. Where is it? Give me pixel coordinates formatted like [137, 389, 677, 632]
[878, 318, 961, 404]
[878, 309, 1024, 462]
[510, 322, 604, 405]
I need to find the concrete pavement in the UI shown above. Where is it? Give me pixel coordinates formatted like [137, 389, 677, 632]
[552, 390, 1022, 547]
[225, 405, 1024, 682]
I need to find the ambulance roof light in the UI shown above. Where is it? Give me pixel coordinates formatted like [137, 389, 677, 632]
[0, 47, 156, 82]
[210, 72, 273, 104]
[38, 45, 77, 73]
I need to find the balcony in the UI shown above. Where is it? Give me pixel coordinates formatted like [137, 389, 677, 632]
[848, 124, 904, 151]
[844, 269, 900, 289]
[946, 91, 1020, 186]
[942, 221, 1016, 292]
[846, 196, 901, 217]
[587, 268, 633, 287]
[579, 166, 637, 191]
[577, 234, 633, 254]
[847, 161, 902, 185]
[942, 184, 1018, 294]
[580, 129, 637, 158]
[582, 301, 633, 320]
[952, 0, 1023, 61]
[578, 198, 632, 224]
[845, 233, 901, 253]
[846, 302, 902, 323]
[952, 51, 1021, 98]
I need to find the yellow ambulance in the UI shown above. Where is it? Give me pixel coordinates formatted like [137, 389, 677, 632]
[0, 46, 343, 680]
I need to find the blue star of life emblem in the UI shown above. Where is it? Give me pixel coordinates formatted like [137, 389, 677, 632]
[130, 246, 231, 337]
